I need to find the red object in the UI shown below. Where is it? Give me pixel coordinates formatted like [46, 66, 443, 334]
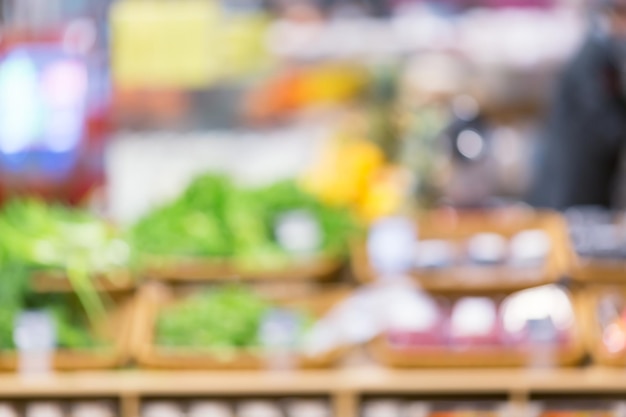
[0, 26, 111, 206]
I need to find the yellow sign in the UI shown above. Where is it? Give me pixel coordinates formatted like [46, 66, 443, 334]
[110, 0, 221, 88]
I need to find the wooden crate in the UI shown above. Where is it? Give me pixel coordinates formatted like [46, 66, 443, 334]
[0, 294, 135, 371]
[579, 284, 626, 366]
[140, 255, 343, 282]
[30, 270, 135, 293]
[568, 211, 626, 284]
[352, 209, 573, 294]
[132, 283, 349, 369]
[368, 337, 585, 368]
[367, 289, 585, 368]
[574, 259, 626, 284]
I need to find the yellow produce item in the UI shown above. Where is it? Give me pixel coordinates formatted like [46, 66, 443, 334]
[358, 166, 410, 222]
[301, 136, 385, 207]
[111, 0, 221, 88]
[294, 64, 368, 106]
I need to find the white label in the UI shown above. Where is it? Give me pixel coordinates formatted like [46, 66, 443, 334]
[275, 210, 321, 255]
[367, 217, 418, 276]
[14, 311, 55, 377]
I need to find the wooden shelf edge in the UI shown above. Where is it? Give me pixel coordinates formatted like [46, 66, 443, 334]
[2, 368, 626, 397]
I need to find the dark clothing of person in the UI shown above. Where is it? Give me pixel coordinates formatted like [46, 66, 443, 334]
[529, 33, 626, 209]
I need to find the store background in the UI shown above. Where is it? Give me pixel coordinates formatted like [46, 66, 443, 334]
[1, 1, 626, 417]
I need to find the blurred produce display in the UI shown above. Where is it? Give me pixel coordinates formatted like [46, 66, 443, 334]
[156, 286, 311, 351]
[131, 173, 356, 273]
[356, 210, 566, 292]
[366, 284, 583, 367]
[383, 285, 576, 350]
[301, 130, 412, 223]
[567, 208, 626, 261]
[110, 0, 269, 89]
[0, 295, 97, 351]
[0, 198, 133, 353]
[135, 283, 347, 369]
[566, 208, 626, 283]
[2, 0, 625, 415]
[243, 62, 368, 126]
[0, 195, 131, 358]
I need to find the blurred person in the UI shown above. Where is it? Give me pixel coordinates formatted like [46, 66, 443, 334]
[529, 0, 626, 209]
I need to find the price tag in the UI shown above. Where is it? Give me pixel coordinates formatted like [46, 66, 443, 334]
[367, 217, 417, 276]
[274, 210, 321, 256]
[526, 318, 558, 344]
[259, 308, 300, 371]
[14, 311, 56, 377]
[110, 0, 220, 88]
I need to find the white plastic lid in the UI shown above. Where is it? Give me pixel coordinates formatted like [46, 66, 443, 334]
[25, 403, 64, 417]
[502, 285, 574, 335]
[467, 233, 507, 264]
[285, 400, 330, 417]
[188, 401, 233, 417]
[362, 400, 403, 417]
[237, 401, 282, 417]
[142, 402, 185, 417]
[0, 404, 19, 417]
[450, 297, 497, 338]
[509, 229, 551, 264]
[71, 402, 115, 417]
[368, 217, 418, 276]
[386, 289, 440, 333]
[414, 239, 455, 269]
[275, 210, 321, 255]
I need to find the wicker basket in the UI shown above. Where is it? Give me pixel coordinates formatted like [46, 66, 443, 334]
[30, 270, 135, 293]
[579, 284, 626, 366]
[0, 294, 135, 371]
[367, 289, 585, 368]
[141, 255, 343, 282]
[132, 283, 349, 369]
[352, 209, 573, 294]
[574, 259, 626, 284]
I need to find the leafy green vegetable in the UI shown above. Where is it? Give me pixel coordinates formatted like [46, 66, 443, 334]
[0, 198, 130, 346]
[251, 180, 357, 257]
[0, 199, 131, 274]
[131, 173, 358, 271]
[156, 286, 311, 351]
[48, 302, 101, 349]
[131, 175, 233, 258]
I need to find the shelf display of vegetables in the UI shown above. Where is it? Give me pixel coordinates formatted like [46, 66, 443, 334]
[0, 199, 133, 367]
[156, 286, 311, 351]
[130, 174, 357, 277]
[300, 132, 412, 223]
[134, 283, 346, 369]
[369, 285, 583, 367]
[0, 199, 132, 321]
[0, 199, 131, 278]
[0, 297, 100, 351]
[353, 209, 568, 292]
